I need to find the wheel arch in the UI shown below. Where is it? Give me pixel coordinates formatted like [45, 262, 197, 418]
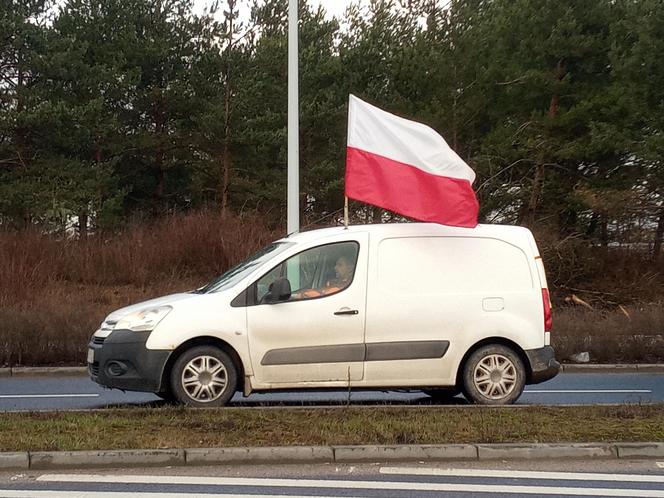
[455, 337, 532, 388]
[160, 336, 245, 394]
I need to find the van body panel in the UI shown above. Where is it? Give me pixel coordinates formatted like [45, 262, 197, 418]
[362, 233, 543, 385]
[145, 291, 253, 375]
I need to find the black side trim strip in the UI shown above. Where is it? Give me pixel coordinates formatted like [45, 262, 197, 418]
[365, 340, 450, 361]
[261, 340, 450, 366]
[261, 343, 365, 366]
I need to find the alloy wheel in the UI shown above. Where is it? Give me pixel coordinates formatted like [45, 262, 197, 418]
[472, 353, 517, 400]
[180, 355, 228, 403]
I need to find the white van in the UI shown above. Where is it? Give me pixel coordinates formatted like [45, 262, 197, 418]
[88, 223, 559, 406]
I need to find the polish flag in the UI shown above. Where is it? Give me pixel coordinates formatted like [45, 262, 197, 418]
[345, 95, 479, 228]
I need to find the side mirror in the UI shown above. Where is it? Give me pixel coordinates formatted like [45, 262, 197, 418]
[267, 277, 291, 303]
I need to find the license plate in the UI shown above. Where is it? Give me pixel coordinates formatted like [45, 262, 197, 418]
[87, 348, 95, 364]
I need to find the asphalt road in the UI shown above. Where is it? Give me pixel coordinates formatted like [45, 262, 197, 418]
[0, 372, 662, 411]
[2, 460, 664, 497]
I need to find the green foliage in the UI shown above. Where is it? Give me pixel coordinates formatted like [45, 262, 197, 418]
[0, 0, 662, 252]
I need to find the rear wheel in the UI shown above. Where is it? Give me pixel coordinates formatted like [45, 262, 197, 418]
[170, 346, 238, 407]
[462, 344, 525, 405]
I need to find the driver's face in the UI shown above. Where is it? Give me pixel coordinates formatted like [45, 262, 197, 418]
[335, 257, 352, 280]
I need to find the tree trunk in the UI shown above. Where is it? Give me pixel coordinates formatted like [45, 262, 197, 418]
[15, 52, 28, 171]
[221, 140, 231, 216]
[78, 210, 88, 239]
[221, 0, 236, 216]
[586, 211, 599, 237]
[520, 59, 565, 228]
[652, 207, 664, 261]
[520, 163, 545, 227]
[600, 212, 609, 258]
[154, 98, 166, 205]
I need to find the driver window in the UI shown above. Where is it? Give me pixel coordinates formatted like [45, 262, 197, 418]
[256, 241, 359, 303]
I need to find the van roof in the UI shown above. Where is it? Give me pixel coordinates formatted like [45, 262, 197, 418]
[283, 222, 536, 250]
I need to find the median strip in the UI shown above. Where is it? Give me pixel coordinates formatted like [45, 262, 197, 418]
[0, 405, 662, 454]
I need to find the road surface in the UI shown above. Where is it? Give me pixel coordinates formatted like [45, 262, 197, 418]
[0, 372, 661, 411]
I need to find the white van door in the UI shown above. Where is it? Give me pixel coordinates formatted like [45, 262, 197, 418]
[246, 234, 368, 385]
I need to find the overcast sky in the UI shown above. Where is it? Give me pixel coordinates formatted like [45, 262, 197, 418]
[308, 0, 356, 18]
[193, 0, 363, 20]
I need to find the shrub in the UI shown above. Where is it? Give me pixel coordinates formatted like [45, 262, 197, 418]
[0, 210, 279, 366]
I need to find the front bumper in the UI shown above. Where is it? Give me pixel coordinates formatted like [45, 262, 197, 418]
[525, 345, 561, 384]
[88, 329, 171, 393]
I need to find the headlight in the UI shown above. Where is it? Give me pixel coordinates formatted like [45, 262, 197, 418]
[114, 306, 172, 332]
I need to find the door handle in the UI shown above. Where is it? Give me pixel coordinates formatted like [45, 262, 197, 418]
[334, 309, 359, 316]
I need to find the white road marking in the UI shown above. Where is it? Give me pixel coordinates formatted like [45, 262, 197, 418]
[524, 390, 651, 394]
[0, 394, 99, 399]
[657, 462, 664, 469]
[35, 474, 664, 497]
[380, 466, 664, 483]
[0, 492, 364, 498]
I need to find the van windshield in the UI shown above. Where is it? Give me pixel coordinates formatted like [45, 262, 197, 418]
[196, 242, 294, 294]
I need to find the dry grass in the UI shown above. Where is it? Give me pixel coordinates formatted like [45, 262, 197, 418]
[2, 213, 664, 366]
[0, 405, 662, 452]
[553, 305, 664, 363]
[0, 210, 279, 366]
[0, 210, 280, 296]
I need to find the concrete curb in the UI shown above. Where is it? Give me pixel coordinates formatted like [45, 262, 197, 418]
[561, 364, 664, 373]
[4, 364, 663, 377]
[0, 453, 29, 470]
[616, 442, 664, 458]
[1, 443, 662, 470]
[476, 443, 616, 460]
[185, 446, 333, 465]
[333, 444, 477, 462]
[29, 449, 184, 469]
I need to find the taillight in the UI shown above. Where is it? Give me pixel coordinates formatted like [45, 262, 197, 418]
[542, 288, 552, 332]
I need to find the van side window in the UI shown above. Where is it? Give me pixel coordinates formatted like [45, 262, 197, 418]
[256, 241, 359, 303]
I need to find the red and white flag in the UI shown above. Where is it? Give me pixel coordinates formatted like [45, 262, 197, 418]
[345, 95, 479, 228]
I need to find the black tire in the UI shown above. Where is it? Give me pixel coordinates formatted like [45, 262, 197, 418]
[155, 390, 177, 404]
[422, 388, 461, 400]
[170, 345, 238, 407]
[461, 344, 526, 405]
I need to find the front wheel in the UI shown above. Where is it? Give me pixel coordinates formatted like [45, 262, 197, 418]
[155, 390, 177, 404]
[461, 344, 525, 405]
[170, 346, 238, 407]
[422, 388, 461, 400]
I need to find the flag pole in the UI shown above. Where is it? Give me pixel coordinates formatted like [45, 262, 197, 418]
[344, 196, 349, 228]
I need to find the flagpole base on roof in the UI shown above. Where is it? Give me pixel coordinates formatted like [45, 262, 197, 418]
[344, 196, 349, 228]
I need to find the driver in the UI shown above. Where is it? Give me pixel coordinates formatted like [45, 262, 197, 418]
[293, 255, 354, 299]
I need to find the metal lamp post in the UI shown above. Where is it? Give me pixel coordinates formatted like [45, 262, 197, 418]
[287, 0, 299, 234]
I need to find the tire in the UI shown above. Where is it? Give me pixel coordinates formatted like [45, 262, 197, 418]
[155, 390, 177, 404]
[423, 388, 461, 400]
[461, 344, 526, 405]
[170, 345, 238, 407]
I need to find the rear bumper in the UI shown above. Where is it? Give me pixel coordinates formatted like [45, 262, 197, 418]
[525, 345, 560, 384]
[88, 330, 171, 393]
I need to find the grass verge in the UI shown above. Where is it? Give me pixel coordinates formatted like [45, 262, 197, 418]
[1, 405, 663, 452]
